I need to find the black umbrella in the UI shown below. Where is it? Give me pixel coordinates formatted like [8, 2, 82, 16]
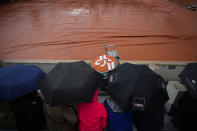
[39, 61, 101, 106]
[106, 63, 169, 113]
[179, 63, 197, 99]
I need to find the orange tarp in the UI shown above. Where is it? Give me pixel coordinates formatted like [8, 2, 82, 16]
[0, 0, 197, 61]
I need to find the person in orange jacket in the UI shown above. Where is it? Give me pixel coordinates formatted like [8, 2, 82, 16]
[77, 90, 107, 131]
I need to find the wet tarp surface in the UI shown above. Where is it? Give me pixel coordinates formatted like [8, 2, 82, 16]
[0, 0, 197, 61]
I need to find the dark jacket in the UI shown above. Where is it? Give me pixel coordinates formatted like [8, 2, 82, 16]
[40, 92, 78, 131]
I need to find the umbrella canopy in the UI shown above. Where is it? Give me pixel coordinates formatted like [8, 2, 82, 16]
[179, 63, 197, 99]
[0, 64, 45, 100]
[39, 61, 101, 106]
[91, 55, 119, 73]
[106, 63, 169, 113]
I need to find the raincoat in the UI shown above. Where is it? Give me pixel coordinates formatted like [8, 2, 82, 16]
[77, 90, 107, 131]
[104, 99, 133, 131]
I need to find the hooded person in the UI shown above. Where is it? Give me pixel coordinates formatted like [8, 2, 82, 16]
[77, 90, 107, 131]
[39, 92, 78, 131]
[104, 98, 133, 131]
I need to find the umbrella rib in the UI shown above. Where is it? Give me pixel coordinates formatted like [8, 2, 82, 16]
[50, 63, 73, 105]
[186, 77, 196, 90]
[49, 86, 56, 106]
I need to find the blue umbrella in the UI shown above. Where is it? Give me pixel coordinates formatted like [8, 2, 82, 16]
[0, 64, 45, 100]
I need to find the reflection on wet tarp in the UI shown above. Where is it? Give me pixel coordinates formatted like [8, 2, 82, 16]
[0, 0, 197, 61]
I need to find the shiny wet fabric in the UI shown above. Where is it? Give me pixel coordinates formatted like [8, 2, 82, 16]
[0, 0, 197, 61]
[77, 90, 107, 131]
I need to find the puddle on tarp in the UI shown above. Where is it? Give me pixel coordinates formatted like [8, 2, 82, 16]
[0, 0, 197, 61]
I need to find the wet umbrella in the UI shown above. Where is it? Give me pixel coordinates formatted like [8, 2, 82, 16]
[179, 63, 197, 99]
[0, 64, 45, 100]
[106, 63, 169, 113]
[39, 61, 101, 106]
